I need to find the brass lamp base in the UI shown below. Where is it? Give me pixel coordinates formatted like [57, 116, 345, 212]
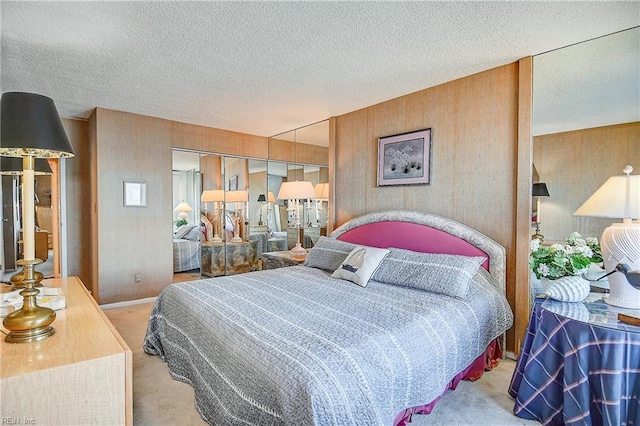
[3, 259, 56, 343]
[532, 222, 544, 242]
[9, 259, 44, 289]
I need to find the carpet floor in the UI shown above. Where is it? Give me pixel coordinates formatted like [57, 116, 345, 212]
[103, 301, 539, 426]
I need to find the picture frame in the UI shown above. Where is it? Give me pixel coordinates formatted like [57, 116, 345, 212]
[123, 181, 147, 207]
[377, 128, 432, 186]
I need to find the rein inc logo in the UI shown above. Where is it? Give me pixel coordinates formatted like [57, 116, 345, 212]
[1, 418, 35, 425]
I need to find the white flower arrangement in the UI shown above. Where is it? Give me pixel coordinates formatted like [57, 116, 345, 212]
[529, 232, 603, 280]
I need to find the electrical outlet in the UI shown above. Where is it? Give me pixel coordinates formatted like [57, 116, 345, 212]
[134, 273, 142, 283]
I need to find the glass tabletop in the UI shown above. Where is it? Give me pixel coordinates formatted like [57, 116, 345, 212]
[540, 296, 640, 334]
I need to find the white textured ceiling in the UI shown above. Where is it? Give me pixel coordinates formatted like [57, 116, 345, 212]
[1, 1, 639, 140]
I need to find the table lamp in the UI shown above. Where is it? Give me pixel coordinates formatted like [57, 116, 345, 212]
[201, 189, 225, 242]
[174, 201, 193, 222]
[277, 181, 317, 256]
[314, 183, 329, 227]
[257, 194, 266, 225]
[226, 190, 248, 242]
[574, 165, 640, 308]
[531, 182, 549, 241]
[1, 92, 75, 343]
[0, 156, 53, 287]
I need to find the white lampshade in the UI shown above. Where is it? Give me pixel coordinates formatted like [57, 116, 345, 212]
[267, 191, 276, 203]
[314, 183, 329, 200]
[574, 166, 640, 309]
[201, 189, 225, 203]
[226, 190, 248, 203]
[174, 202, 193, 212]
[277, 181, 317, 200]
[573, 170, 640, 219]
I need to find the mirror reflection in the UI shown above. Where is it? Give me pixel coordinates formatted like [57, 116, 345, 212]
[172, 119, 329, 281]
[531, 27, 640, 296]
[172, 149, 202, 282]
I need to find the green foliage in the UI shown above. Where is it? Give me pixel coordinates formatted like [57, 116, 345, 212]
[174, 217, 187, 228]
[529, 232, 602, 280]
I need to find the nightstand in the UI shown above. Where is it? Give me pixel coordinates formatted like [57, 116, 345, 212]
[509, 296, 640, 425]
[260, 250, 306, 270]
[201, 240, 259, 277]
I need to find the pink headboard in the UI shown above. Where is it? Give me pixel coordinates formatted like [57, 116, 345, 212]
[336, 221, 490, 270]
[329, 210, 506, 291]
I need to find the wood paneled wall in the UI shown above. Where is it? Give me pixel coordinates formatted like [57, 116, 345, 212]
[268, 138, 329, 166]
[533, 121, 640, 242]
[88, 108, 270, 304]
[334, 63, 522, 352]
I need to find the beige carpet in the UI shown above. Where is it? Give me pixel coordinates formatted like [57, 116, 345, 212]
[103, 301, 539, 426]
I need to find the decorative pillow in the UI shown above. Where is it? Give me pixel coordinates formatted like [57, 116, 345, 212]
[542, 276, 590, 302]
[174, 224, 195, 239]
[371, 248, 486, 299]
[331, 246, 390, 287]
[303, 236, 359, 271]
[182, 226, 204, 242]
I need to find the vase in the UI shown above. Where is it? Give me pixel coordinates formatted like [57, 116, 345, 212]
[542, 276, 590, 302]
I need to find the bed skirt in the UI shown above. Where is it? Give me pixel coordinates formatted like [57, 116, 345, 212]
[393, 338, 502, 426]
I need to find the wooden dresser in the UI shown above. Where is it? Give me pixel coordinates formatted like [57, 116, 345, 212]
[0, 277, 132, 425]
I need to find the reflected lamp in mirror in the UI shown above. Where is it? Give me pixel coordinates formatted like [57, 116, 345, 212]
[1, 91, 75, 343]
[201, 189, 225, 243]
[257, 194, 267, 225]
[277, 181, 317, 256]
[532, 182, 550, 241]
[0, 157, 53, 285]
[174, 201, 193, 221]
[314, 183, 330, 227]
[574, 165, 640, 309]
[0, 156, 53, 175]
[226, 190, 248, 243]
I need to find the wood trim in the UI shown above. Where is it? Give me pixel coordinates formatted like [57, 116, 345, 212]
[328, 116, 337, 233]
[515, 56, 533, 357]
[48, 159, 61, 277]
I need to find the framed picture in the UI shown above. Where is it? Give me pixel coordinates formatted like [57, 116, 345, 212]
[377, 128, 432, 186]
[123, 181, 147, 207]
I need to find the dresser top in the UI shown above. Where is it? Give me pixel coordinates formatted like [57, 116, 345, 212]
[1, 276, 130, 378]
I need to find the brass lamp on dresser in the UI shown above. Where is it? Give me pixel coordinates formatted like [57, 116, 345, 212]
[0, 277, 132, 425]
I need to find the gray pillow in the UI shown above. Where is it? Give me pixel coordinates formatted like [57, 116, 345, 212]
[174, 224, 195, 239]
[371, 248, 486, 299]
[303, 236, 358, 271]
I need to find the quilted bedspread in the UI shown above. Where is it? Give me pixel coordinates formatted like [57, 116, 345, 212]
[144, 265, 512, 425]
[173, 238, 200, 272]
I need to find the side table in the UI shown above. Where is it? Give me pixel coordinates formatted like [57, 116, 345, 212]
[201, 240, 259, 277]
[509, 296, 640, 425]
[261, 250, 306, 270]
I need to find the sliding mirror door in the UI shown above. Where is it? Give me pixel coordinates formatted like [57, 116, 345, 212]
[530, 27, 640, 297]
[267, 119, 330, 252]
[172, 149, 202, 282]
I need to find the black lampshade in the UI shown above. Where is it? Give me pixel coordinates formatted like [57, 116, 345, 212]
[257, 194, 267, 202]
[532, 182, 550, 197]
[1, 92, 75, 158]
[0, 156, 53, 175]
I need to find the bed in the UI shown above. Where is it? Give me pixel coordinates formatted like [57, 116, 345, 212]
[173, 224, 204, 273]
[146, 210, 513, 425]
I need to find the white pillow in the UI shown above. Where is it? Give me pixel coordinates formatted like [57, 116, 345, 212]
[331, 246, 389, 287]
